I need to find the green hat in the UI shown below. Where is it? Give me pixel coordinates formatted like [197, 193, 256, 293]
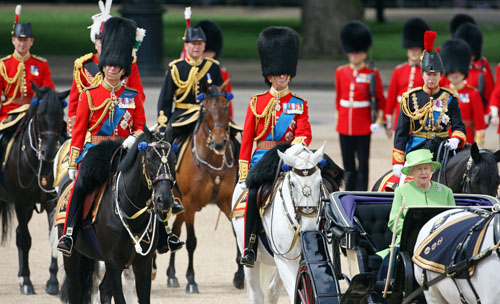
[401, 149, 440, 176]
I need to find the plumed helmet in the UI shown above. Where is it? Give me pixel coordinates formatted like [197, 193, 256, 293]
[454, 23, 482, 59]
[257, 26, 299, 79]
[98, 17, 136, 79]
[11, 5, 32, 38]
[440, 38, 472, 78]
[339, 21, 372, 53]
[184, 27, 206, 43]
[449, 13, 476, 36]
[195, 20, 223, 58]
[421, 31, 443, 74]
[88, 0, 113, 43]
[402, 18, 430, 49]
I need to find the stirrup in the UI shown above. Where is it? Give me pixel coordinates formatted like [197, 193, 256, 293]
[167, 234, 184, 253]
[172, 201, 185, 215]
[240, 248, 255, 268]
[57, 235, 74, 257]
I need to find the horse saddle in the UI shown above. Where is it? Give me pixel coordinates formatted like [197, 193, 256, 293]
[413, 213, 492, 277]
[376, 172, 413, 192]
[231, 181, 279, 220]
[0, 104, 29, 131]
[54, 181, 108, 226]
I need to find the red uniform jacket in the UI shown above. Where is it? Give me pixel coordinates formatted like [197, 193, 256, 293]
[385, 62, 423, 130]
[335, 64, 386, 136]
[446, 84, 485, 145]
[0, 52, 54, 120]
[69, 83, 145, 167]
[221, 67, 234, 120]
[487, 63, 500, 133]
[239, 88, 312, 170]
[68, 53, 145, 119]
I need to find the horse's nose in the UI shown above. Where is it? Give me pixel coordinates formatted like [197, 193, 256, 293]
[214, 140, 226, 151]
[155, 195, 165, 211]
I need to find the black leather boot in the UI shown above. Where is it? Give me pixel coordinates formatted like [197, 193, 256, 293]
[240, 247, 256, 268]
[172, 199, 184, 215]
[57, 229, 74, 257]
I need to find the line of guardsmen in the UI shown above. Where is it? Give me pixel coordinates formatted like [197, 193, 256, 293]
[1, 4, 500, 256]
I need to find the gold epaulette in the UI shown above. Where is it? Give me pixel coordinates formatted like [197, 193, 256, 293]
[74, 52, 93, 69]
[205, 57, 220, 65]
[31, 54, 47, 62]
[291, 93, 305, 102]
[336, 64, 349, 70]
[440, 87, 459, 98]
[168, 58, 184, 67]
[251, 91, 268, 99]
[123, 85, 138, 93]
[401, 86, 422, 99]
[0, 55, 11, 61]
[83, 84, 99, 92]
[132, 56, 137, 64]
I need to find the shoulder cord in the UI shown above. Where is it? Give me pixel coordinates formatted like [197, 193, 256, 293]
[401, 94, 448, 133]
[250, 95, 279, 141]
[0, 60, 24, 106]
[170, 60, 214, 104]
[86, 83, 118, 132]
[74, 66, 103, 94]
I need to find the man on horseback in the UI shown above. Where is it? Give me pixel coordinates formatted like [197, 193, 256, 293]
[0, 5, 55, 161]
[56, 17, 181, 257]
[67, 0, 145, 137]
[392, 31, 466, 178]
[239, 26, 312, 267]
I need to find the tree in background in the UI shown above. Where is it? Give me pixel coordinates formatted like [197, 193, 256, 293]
[301, 0, 363, 59]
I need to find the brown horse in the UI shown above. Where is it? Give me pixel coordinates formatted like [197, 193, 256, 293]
[166, 81, 243, 293]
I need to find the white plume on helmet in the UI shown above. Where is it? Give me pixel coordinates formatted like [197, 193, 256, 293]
[88, 0, 113, 43]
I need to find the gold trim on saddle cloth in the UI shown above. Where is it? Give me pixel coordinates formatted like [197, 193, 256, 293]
[230, 189, 249, 219]
[2, 135, 16, 168]
[171, 107, 200, 128]
[53, 139, 71, 187]
[175, 134, 192, 172]
[54, 179, 75, 226]
[0, 104, 29, 131]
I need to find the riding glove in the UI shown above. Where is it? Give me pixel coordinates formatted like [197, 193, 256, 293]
[392, 164, 403, 178]
[68, 168, 77, 181]
[122, 135, 137, 150]
[444, 138, 460, 150]
[370, 123, 381, 133]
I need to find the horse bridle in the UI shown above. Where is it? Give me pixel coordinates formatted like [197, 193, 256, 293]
[199, 91, 230, 154]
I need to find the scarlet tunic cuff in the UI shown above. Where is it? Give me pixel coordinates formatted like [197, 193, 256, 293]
[392, 148, 405, 165]
[239, 160, 249, 183]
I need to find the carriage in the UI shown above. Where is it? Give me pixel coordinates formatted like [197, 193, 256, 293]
[296, 191, 498, 304]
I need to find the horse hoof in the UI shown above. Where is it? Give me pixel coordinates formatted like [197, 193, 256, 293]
[167, 277, 180, 288]
[20, 284, 35, 295]
[45, 280, 59, 295]
[186, 283, 199, 294]
[233, 272, 245, 289]
[152, 269, 157, 281]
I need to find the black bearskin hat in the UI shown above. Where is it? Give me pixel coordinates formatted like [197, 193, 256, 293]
[440, 38, 471, 78]
[257, 26, 299, 79]
[184, 27, 206, 43]
[195, 20, 223, 58]
[454, 23, 482, 59]
[339, 21, 372, 53]
[421, 31, 443, 74]
[450, 13, 476, 36]
[402, 18, 430, 49]
[99, 17, 136, 79]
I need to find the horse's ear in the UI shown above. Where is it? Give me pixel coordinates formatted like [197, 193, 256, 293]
[164, 123, 174, 143]
[219, 79, 230, 93]
[311, 142, 326, 166]
[471, 142, 481, 163]
[143, 123, 152, 140]
[58, 89, 70, 100]
[278, 149, 295, 167]
[31, 81, 43, 99]
[494, 150, 500, 163]
[200, 79, 209, 94]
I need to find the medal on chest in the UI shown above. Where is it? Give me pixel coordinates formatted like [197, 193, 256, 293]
[30, 65, 39, 77]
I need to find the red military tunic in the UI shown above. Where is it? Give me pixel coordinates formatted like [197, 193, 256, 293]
[487, 63, 500, 133]
[335, 64, 386, 136]
[68, 53, 145, 129]
[446, 83, 486, 145]
[0, 52, 54, 121]
[385, 62, 424, 130]
[69, 82, 145, 168]
[239, 87, 312, 179]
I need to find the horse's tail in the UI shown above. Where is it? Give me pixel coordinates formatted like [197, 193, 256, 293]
[60, 275, 69, 303]
[0, 200, 12, 244]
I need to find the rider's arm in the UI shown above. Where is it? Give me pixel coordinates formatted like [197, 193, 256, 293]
[239, 99, 257, 182]
[131, 91, 146, 134]
[292, 100, 312, 146]
[69, 90, 91, 168]
[448, 96, 466, 146]
[157, 66, 174, 120]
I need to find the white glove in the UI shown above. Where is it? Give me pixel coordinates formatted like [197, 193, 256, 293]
[370, 123, 381, 133]
[445, 138, 460, 150]
[122, 135, 137, 150]
[393, 164, 403, 178]
[238, 180, 247, 190]
[68, 168, 77, 181]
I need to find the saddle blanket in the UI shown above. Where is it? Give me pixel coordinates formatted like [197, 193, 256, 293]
[54, 181, 107, 226]
[413, 213, 491, 276]
[0, 104, 29, 130]
[376, 171, 413, 192]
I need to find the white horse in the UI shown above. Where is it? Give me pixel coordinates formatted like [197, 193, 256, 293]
[413, 208, 500, 304]
[232, 143, 326, 303]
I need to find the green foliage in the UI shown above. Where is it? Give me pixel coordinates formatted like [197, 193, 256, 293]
[0, 8, 499, 62]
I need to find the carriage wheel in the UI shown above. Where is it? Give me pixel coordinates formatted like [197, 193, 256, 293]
[295, 262, 316, 304]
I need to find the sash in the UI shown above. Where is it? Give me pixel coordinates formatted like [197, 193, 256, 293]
[97, 89, 137, 136]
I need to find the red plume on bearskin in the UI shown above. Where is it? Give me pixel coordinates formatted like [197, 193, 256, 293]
[424, 30, 437, 52]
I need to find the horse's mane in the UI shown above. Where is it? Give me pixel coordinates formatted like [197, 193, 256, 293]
[117, 132, 147, 173]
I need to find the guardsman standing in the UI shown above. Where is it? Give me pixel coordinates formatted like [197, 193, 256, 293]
[57, 17, 146, 256]
[385, 18, 428, 135]
[392, 31, 466, 178]
[0, 5, 54, 122]
[194, 20, 235, 120]
[336, 21, 386, 191]
[441, 39, 485, 147]
[239, 27, 312, 267]
[67, 0, 145, 136]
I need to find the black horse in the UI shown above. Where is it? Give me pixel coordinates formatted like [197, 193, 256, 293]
[372, 142, 500, 197]
[58, 127, 176, 304]
[0, 84, 68, 295]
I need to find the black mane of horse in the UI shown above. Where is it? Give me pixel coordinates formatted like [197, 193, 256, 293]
[246, 143, 345, 189]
